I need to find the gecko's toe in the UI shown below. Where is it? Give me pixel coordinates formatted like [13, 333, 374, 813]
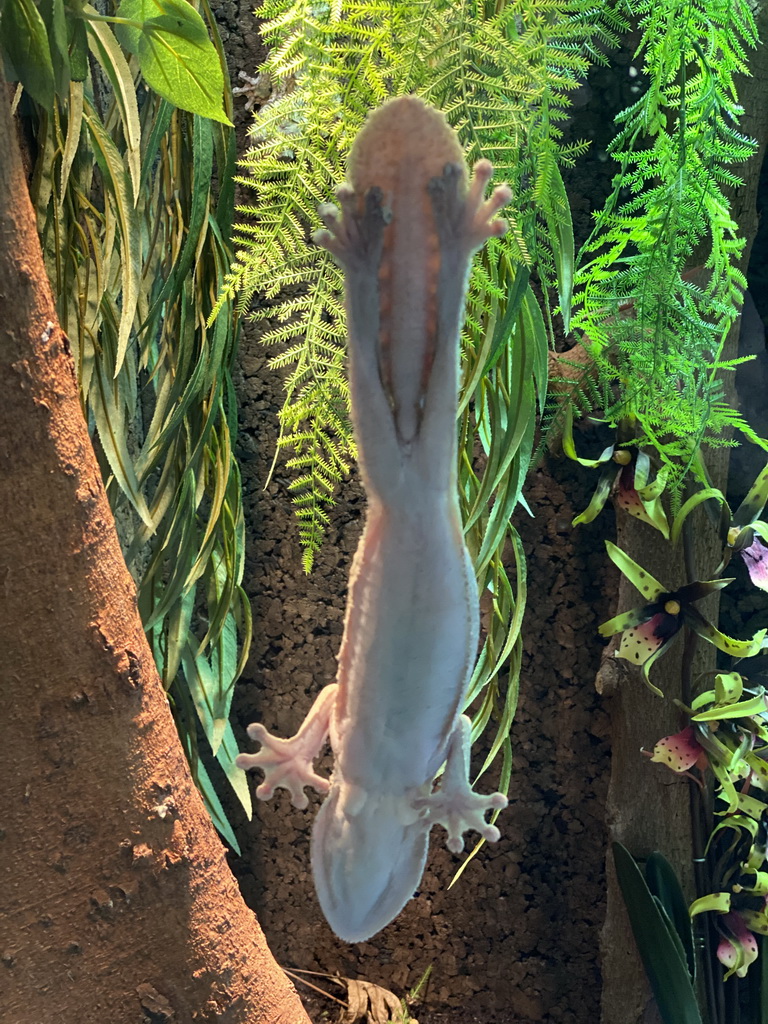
[363, 185, 391, 224]
[246, 722, 269, 742]
[428, 162, 463, 202]
[446, 834, 464, 854]
[482, 823, 501, 843]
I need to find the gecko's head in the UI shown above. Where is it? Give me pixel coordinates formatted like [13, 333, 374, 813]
[311, 784, 430, 943]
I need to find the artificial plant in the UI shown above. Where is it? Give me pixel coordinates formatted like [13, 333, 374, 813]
[0, 0, 252, 848]
[547, 0, 768, 1015]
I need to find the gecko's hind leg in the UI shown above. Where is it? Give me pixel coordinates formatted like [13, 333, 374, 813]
[235, 685, 338, 810]
[413, 715, 508, 854]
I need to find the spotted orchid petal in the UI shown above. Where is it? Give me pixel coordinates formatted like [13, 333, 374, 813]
[690, 892, 731, 917]
[693, 689, 768, 722]
[684, 606, 767, 659]
[615, 466, 669, 537]
[598, 603, 657, 638]
[739, 905, 768, 936]
[732, 462, 768, 528]
[717, 913, 759, 979]
[604, 541, 665, 601]
[745, 752, 768, 792]
[615, 454, 670, 537]
[737, 869, 768, 896]
[615, 611, 683, 695]
[617, 612, 681, 668]
[651, 725, 707, 773]
[740, 536, 768, 592]
[714, 671, 744, 705]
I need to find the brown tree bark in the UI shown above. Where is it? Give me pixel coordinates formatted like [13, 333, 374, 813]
[598, 22, 768, 1024]
[0, 86, 311, 1024]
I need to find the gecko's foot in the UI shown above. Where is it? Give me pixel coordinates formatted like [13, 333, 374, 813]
[428, 159, 511, 253]
[412, 714, 507, 853]
[313, 185, 390, 270]
[414, 784, 508, 854]
[235, 722, 330, 810]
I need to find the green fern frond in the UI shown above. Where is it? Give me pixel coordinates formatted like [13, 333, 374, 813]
[570, 0, 759, 482]
[229, 0, 621, 570]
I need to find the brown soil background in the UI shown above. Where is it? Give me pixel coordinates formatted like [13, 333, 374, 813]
[209, 5, 768, 1021]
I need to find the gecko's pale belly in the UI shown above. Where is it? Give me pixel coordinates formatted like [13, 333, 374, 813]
[334, 499, 478, 791]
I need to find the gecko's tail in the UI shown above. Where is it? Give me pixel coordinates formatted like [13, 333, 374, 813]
[311, 784, 430, 943]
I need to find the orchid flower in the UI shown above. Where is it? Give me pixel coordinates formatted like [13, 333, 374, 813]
[735, 532, 768, 593]
[650, 673, 768, 808]
[691, 890, 768, 980]
[562, 409, 669, 537]
[650, 724, 708, 773]
[717, 911, 760, 978]
[598, 543, 766, 695]
[702, 461, 768, 590]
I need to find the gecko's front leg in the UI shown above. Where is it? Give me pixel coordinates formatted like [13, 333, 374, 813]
[414, 159, 511, 485]
[314, 187, 407, 500]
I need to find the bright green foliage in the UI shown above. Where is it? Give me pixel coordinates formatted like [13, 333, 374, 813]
[5, 0, 250, 848]
[0, 0, 232, 122]
[572, 0, 764, 500]
[114, 0, 232, 124]
[224, 0, 624, 570]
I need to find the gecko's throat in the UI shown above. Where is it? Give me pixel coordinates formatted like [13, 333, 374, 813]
[311, 785, 430, 942]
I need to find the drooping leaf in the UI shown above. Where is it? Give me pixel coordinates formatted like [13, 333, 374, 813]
[84, 10, 142, 200]
[82, 103, 141, 374]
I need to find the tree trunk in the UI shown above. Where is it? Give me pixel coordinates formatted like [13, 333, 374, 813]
[0, 86, 310, 1024]
[598, 21, 768, 1024]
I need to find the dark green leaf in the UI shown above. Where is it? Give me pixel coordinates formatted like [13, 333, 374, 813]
[1, 0, 54, 109]
[481, 265, 530, 377]
[613, 843, 703, 1024]
[67, 16, 88, 81]
[645, 852, 696, 980]
[39, 0, 69, 90]
[541, 162, 574, 334]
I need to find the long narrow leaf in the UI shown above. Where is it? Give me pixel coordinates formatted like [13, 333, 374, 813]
[613, 843, 703, 1024]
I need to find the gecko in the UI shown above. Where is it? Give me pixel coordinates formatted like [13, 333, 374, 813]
[236, 95, 511, 943]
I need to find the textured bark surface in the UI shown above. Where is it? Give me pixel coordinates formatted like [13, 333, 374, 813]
[0, 86, 310, 1024]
